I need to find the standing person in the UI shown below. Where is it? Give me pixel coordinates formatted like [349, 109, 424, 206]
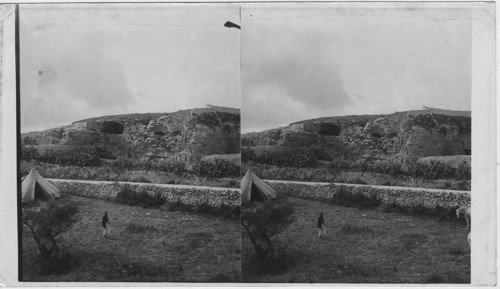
[317, 212, 326, 238]
[102, 211, 111, 238]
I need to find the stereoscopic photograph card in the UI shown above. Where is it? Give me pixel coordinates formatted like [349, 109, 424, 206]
[0, 1, 497, 286]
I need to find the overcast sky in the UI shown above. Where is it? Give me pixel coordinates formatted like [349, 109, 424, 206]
[241, 4, 472, 133]
[20, 4, 240, 133]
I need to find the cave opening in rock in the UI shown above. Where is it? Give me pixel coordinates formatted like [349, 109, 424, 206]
[101, 121, 124, 134]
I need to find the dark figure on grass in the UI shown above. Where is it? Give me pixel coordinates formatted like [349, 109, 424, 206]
[102, 211, 111, 238]
[317, 212, 326, 238]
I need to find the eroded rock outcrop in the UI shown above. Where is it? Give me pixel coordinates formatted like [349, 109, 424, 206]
[22, 106, 240, 164]
[242, 109, 471, 164]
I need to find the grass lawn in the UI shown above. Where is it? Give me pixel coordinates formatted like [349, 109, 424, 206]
[242, 196, 470, 283]
[21, 195, 241, 282]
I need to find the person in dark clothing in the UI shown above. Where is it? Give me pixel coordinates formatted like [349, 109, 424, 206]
[317, 212, 326, 238]
[102, 211, 111, 238]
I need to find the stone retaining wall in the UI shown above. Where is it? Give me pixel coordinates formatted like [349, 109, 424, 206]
[49, 179, 241, 208]
[266, 181, 470, 210]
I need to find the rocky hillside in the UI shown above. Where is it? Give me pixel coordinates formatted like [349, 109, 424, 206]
[22, 105, 240, 164]
[242, 107, 471, 164]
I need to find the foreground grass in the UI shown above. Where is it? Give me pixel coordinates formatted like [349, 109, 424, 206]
[242, 197, 470, 283]
[22, 195, 240, 282]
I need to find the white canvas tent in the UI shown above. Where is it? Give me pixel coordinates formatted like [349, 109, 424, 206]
[241, 169, 277, 204]
[21, 168, 60, 203]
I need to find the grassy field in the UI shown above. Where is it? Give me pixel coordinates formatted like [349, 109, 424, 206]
[242, 196, 470, 283]
[21, 195, 241, 282]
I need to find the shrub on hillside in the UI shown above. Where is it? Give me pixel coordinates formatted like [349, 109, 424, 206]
[250, 148, 317, 168]
[115, 185, 165, 207]
[153, 159, 186, 174]
[195, 111, 240, 128]
[329, 158, 471, 181]
[37, 146, 101, 166]
[241, 147, 257, 163]
[368, 161, 404, 175]
[328, 157, 352, 170]
[410, 160, 471, 180]
[455, 162, 472, 180]
[193, 159, 240, 178]
[21, 145, 40, 161]
[114, 155, 136, 168]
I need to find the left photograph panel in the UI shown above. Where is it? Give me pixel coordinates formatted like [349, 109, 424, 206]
[19, 4, 241, 282]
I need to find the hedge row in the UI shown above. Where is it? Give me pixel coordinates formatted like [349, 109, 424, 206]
[241, 147, 317, 168]
[50, 180, 241, 209]
[21, 161, 239, 188]
[242, 147, 471, 180]
[267, 181, 470, 219]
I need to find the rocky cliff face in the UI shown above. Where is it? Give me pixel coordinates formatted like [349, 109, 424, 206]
[242, 109, 471, 164]
[22, 106, 240, 164]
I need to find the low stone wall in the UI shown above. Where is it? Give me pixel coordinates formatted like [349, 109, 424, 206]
[49, 179, 241, 208]
[266, 180, 470, 210]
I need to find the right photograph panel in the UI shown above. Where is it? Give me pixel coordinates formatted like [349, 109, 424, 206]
[240, 3, 472, 283]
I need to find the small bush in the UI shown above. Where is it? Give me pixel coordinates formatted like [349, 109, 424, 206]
[36, 145, 101, 166]
[410, 160, 471, 180]
[153, 159, 185, 174]
[167, 200, 193, 212]
[456, 180, 470, 191]
[332, 186, 381, 208]
[114, 185, 165, 208]
[193, 159, 240, 178]
[328, 158, 352, 170]
[114, 155, 135, 168]
[241, 147, 257, 163]
[226, 179, 238, 188]
[248, 147, 317, 168]
[21, 145, 40, 161]
[351, 178, 368, 185]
